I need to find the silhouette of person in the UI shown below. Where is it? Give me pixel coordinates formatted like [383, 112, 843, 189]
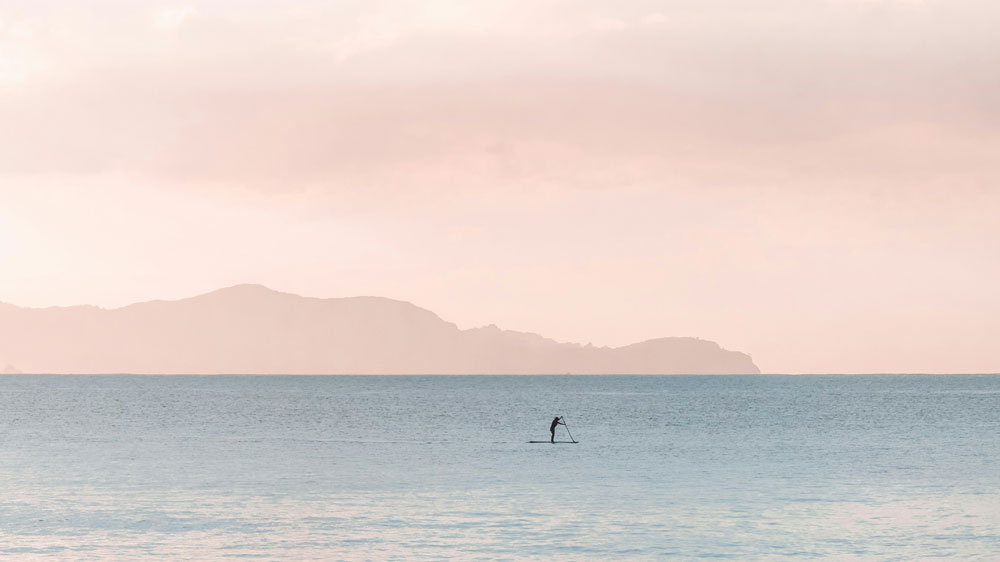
[550, 416, 564, 443]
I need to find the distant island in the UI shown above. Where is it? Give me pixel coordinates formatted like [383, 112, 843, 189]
[0, 285, 759, 374]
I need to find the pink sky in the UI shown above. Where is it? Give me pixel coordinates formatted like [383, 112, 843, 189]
[1, 0, 998, 373]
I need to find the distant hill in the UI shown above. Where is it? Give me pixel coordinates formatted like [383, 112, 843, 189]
[0, 285, 759, 374]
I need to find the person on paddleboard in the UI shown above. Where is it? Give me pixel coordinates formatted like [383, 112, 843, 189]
[550, 416, 565, 443]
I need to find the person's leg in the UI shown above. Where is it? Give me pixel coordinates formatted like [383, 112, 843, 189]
[550, 429, 555, 443]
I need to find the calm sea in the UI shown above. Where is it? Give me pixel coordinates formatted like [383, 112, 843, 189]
[1, 375, 998, 560]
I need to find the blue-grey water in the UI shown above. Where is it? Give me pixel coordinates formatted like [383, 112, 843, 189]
[1, 375, 998, 560]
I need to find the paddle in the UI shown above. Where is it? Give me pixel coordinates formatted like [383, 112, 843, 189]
[562, 416, 577, 443]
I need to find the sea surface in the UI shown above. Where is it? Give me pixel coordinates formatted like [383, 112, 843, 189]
[1, 375, 998, 560]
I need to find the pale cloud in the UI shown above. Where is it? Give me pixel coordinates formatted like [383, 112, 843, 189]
[643, 13, 668, 25]
[0, 16, 40, 85]
[1, 0, 997, 188]
[588, 16, 627, 32]
[153, 6, 197, 31]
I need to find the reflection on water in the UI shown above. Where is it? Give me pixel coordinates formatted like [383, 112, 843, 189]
[1, 375, 998, 559]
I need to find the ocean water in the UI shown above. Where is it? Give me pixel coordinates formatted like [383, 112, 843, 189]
[1, 375, 998, 560]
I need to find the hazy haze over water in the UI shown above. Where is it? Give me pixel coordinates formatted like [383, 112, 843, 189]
[2, 374, 998, 560]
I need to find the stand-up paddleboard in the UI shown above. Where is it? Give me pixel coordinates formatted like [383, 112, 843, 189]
[528, 440, 578, 443]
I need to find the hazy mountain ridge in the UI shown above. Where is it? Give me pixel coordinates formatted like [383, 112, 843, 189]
[0, 285, 759, 374]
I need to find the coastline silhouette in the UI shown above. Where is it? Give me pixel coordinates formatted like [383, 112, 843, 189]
[0, 285, 760, 375]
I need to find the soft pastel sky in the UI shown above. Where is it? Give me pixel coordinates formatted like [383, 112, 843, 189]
[1, 0, 998, 373]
